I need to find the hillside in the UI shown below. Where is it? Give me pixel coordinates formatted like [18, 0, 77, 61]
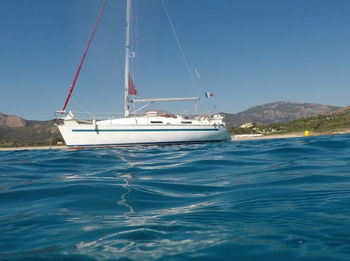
[223, 101, 340, 128]
[230, 107, 350, 135]
[0, 113, 63, 147]
[0, 112, 26, 127]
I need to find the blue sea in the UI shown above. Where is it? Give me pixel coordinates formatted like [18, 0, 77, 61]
[1, 135, 350, 261]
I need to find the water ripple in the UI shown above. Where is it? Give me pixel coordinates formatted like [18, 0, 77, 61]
[1, 135, 350, 260]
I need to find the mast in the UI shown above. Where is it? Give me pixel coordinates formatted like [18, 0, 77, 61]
[124, 0, 132, 117]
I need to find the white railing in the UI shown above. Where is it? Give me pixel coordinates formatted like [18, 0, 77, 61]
[54, 111, 123, 121]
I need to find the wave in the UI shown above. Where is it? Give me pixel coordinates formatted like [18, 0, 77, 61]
[1, 135, 350, 260]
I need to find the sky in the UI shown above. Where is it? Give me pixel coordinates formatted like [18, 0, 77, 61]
[1, 0, 350, 120]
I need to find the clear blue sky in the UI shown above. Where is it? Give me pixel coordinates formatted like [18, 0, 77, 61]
[1, 0, 350, 120]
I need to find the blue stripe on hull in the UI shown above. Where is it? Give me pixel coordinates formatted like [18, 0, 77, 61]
[72, 128, 220, 132]
[67, 140, 227, 149]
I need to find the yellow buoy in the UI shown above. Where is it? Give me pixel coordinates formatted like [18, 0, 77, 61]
[304, 130, 310, 137]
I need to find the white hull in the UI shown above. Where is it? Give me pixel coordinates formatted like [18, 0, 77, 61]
[57, 114, 230, 148]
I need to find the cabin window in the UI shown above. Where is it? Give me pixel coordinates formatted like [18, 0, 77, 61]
[150, 121, 163, 124]
[181, 121, 192, 124]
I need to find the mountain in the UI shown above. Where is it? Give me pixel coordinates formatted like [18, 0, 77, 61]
[0, 113, 63, 147]
[231, 105, 350, 135]
[330, 105, 350, 115]
[0, 112, 26, 127]
[223, 102, 340, 128]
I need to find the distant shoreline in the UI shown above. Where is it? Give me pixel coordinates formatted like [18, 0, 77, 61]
[1, 131, 350, 151]
[232, 133, 303, 141]
[0, 145, 66, 151]
[232, 130, 350, 141]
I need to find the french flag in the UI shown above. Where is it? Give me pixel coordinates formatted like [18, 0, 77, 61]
[205, 92, 214, 98]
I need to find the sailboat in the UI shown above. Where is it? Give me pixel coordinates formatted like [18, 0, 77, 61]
[56, 0, 230, 148]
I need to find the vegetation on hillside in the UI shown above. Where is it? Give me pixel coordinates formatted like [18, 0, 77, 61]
[230, 110, 350, 135]
[0, 121, 64, 147]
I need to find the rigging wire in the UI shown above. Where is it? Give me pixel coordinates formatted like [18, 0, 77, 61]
[61, 0, 109, 112]
[71, 98, 95, 118]
[161, 0, 200, 97]
[129, 0, 139, 112]
[71, 97, 123, 118]
[130, 1, 135, 78]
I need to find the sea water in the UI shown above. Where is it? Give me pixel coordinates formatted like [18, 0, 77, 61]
[1, 135, 350, 261]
